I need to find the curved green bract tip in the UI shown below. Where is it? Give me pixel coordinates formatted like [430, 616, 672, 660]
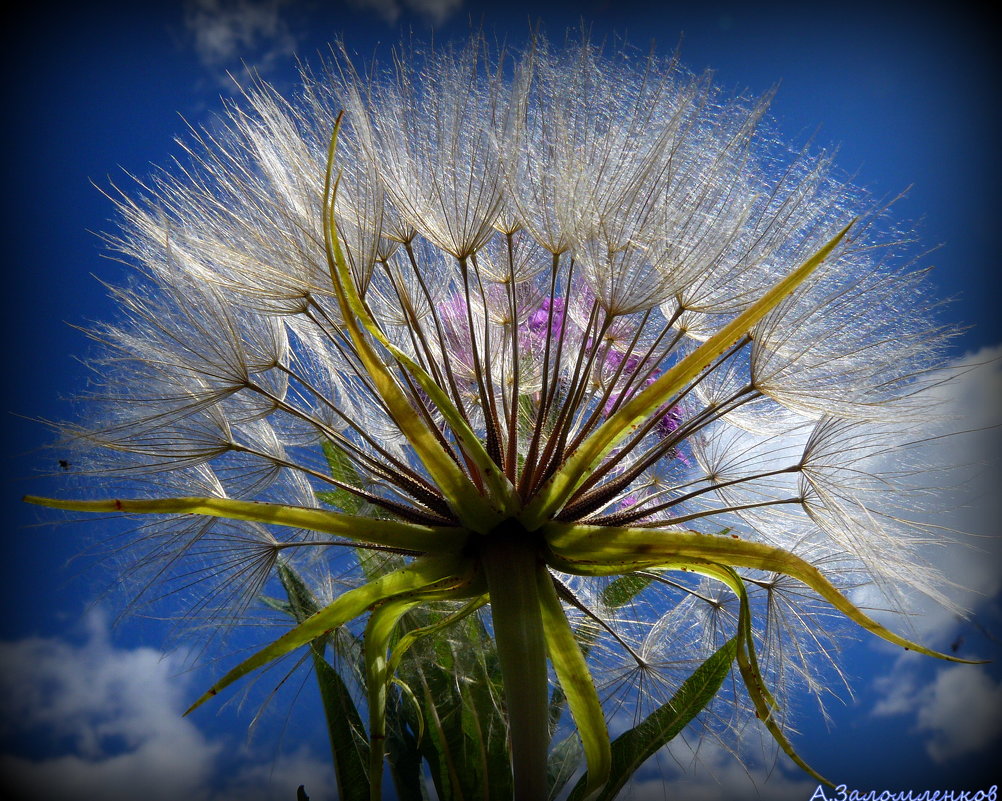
[543, 522, 983, 664]
[385, 595, 488, 679]
[696, 562, 832, 786]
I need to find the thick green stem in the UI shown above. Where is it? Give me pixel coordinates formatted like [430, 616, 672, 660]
[482, 521, 550, 801]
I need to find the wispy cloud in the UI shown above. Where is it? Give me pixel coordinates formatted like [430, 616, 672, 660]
[627, 735, 817, 801]
[0, 610, 333, 801]
[0, 610, 219, 801]
[345, 0, 464, 25]
[915, 666, 1002, 762]
[851, 344, 1002, 646]
[181, 0, 466, 84]
[866, 344, 1002, 765]
[182, 0, 299, 84]
[874, 665, 1002, 763]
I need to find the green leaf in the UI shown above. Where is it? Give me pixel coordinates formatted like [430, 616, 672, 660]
[259, 594, 293, 617]
[277, 561, 323, 622]
[317, 440, 366, 515]
[412, 662, 465, 801]
[390, 676, 425, 746]
[313, 653, 370, 801]
[386, 596, 488, 679]
[521, 221, 855, 528]
[383, 706, 428, 801]
[600, 573, 653, 609]
[388, 604, 510, 801]
[567, 637, 738, 801]
[277, 563, 369, 801]
[451, 613, 513, 801]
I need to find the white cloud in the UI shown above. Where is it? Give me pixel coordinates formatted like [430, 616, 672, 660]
[621, 735, 817, 801]
[917, 345, 1002, 602]
[864, 346, 1002, 764]
[0, 610, 333, 801]
[402, 0, 464, 24]
[345, 0, 464, 25]
[874, 664, 1002, 763]
[871, 667, 923, 717]
[183, 0, 298, 78]
[916, 666, 1002, 762]
[180, 0, 464, 88]
[851, 344, 1002, 646]
[0, 610, 219, 801]
[182, 0, 465, 73]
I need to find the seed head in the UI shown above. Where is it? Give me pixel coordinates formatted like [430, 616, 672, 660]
[32, 29, 974, 798]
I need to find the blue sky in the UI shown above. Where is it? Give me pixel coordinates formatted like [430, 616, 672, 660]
[2, 1, 1000, 799]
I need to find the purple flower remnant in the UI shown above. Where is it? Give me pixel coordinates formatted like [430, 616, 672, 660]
[527, 297, 565, 338]
[603, 348, 640, 375]
[617, 493, 639, 512]
[600, 352, 690, 466]
[657, 404, 689, 466]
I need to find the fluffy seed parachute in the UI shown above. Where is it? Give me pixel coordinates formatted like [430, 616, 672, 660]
[27, 31, 978, 801]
